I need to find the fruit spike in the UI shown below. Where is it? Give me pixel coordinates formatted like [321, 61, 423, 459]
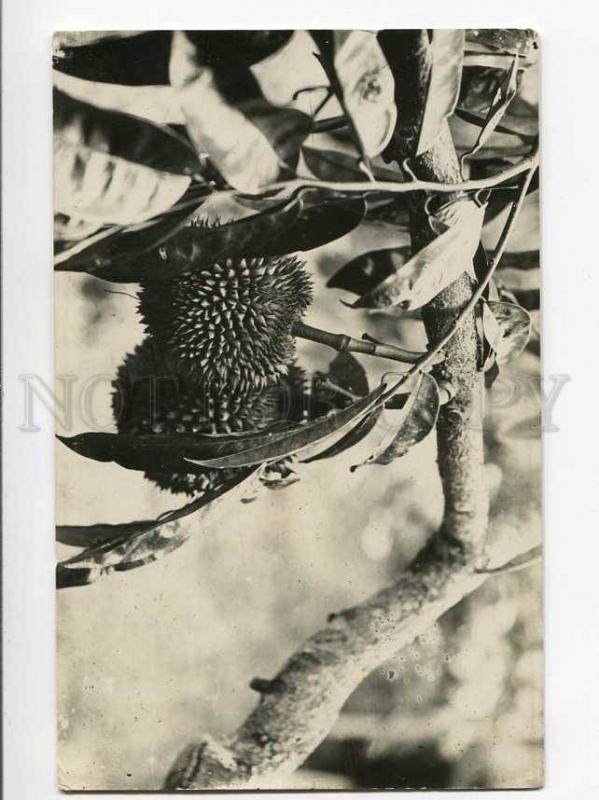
[139, 254, 312, 394]
[111, 338, 306, 497]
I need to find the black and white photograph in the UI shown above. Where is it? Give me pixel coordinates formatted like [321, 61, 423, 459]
[52, 28, 544, 791]
[51, 28, 544, 791]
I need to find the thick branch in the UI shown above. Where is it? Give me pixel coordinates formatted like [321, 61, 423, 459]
[410, 124, 489, 555]
[164, 537, 487, 789]
[165, 31, 493, 789]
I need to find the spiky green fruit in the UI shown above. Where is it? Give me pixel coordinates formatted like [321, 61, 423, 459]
[112, 338, 305, 496]
[139, 255, 312, 393]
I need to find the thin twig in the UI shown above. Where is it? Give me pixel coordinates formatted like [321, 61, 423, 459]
[292, 319, 431, 365]
[248, 151, 538, 200]
[475, 544, 542, 576]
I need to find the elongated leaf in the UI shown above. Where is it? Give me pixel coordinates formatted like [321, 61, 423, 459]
[417, 30, 465, 155]
[482, 300, 531, 364]
[54, 90, 194, 224]
[57, 520, 152, 548]
[58, 423, 292, 473]
[54, 88, 202, 176]
[352, 373, 440, 469]
[184, 30, 294, 67]
[62, 187, 366, 282]
[56, 468, 258, 588]
[302, 145, 402, 183]
[53, 69, 185, 126]
[461, 55, 520, 164]
[332, 30, 397, 158]
[185, 383, 387, 469]
[327, 247, 411, 296]
[302, 408, 381, 463]
[493, 250, 539, 270]
[352, 201, 485, 310]
[54, 31, 173, 84]
[171, 32, 309, 193]
[454, 107, 534, 141]
[54, 182, 209, 271]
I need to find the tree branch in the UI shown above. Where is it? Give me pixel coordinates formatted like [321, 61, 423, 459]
[292, 319, 432, 365]
[164, 30, 521, 789]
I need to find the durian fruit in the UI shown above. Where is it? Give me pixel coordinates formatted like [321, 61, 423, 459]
[111, 337, 306, 496]
[139, 254, 312, 393]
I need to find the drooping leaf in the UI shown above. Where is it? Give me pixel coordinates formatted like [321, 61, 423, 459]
[53, 69, 185, 126]
[302, 146, 402, 183]
[58, 424, 288, 474]
[461, 55, 521, 164]
[376, 29, 433, 158]
[54, 31, 173, 84]
[332, 30, 397, 158]
[352, 373, 440, 469]
[311, 30, 396, 159]
[506, 288, 539, 311]
[56, 468, 258, 588]
[54, 181, 209, 272]
[183, 30, 294, 67]
[417, 30, 465, 155]
[54, 88, 202, 176]
[352, 201, 485, 310]
[482, 300, 531, 365]
[493, 249, 539, 270]
[303, 408, 381, 463]
[327, 247, 411, 296]
[57, 520, 152, 548]
[184, 383, 387, 469]
[453, 107, 535, 142]
[170, 32, 310, 193]
[58, 187, 366, 282]
[54, 89, 195, 224]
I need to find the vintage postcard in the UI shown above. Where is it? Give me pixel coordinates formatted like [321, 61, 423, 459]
[54, 29, 542, 790]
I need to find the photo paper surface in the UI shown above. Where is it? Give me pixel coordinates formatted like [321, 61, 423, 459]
[54, 29, 542, 790]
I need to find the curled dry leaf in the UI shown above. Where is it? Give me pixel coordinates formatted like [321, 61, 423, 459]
[170, 32, 310, 193]
[461, 55, 520, 164]
[56, 468, 259, 588]
[54, 89, 195, 224]
[417, 29, 465, 155]
[352, 372, 440, 469]
[352, 200, 485, 310]
[482, 300, 532, 365]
